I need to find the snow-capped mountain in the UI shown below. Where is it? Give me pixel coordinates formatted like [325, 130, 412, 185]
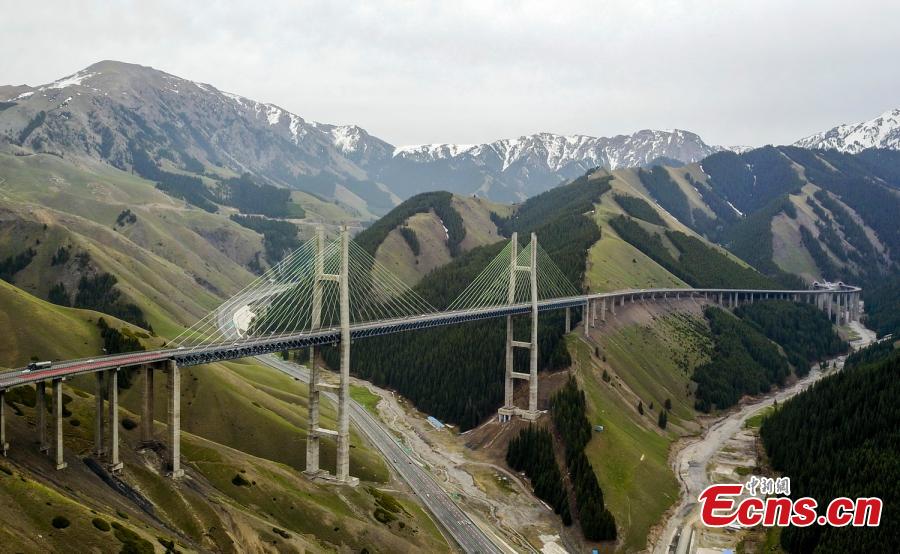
[379, 130, 721, 201]
[794, 108, 900, 154]
[0, 60, 724, 209]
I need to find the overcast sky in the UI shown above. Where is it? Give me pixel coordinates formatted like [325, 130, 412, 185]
[2, 1, 898, 147]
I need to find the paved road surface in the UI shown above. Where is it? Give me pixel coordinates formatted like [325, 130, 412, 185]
[260, 355, 505, 554]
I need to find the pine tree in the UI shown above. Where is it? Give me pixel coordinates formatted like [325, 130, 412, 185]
[658, 410, 668, 429]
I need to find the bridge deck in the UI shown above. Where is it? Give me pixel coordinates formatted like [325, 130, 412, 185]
[0, 286, 859, 390]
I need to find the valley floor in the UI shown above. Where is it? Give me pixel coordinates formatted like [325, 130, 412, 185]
[652, 320, 876, 554]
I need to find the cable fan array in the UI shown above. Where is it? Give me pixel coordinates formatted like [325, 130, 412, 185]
[170, 235, 437, 349]
[447, 236, 580, 312]
[170, 233, 579, 350]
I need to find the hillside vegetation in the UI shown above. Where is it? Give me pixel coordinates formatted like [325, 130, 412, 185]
[761, 346, 900, 551]
[0, 283, 444, 552]
[362, 192, 510, 284]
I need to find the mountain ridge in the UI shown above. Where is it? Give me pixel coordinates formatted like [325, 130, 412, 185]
[794, 107, 900, 153]
[0, 60, 729, 207]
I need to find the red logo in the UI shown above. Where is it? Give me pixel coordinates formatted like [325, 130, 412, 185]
[698, 481, 882, 528]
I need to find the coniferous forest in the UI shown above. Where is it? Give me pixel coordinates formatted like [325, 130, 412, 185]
[760, 345, 900, 551]
[609, 215, 777, 289]
[505, 426, 571, 524]
[734, 300, 846, 375]
[550, 377, 617, 540]
[693, 302, 846, 411]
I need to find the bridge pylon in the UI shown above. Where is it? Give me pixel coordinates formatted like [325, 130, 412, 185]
[304, 226, 358, 486]
[499, 232, 540, 422]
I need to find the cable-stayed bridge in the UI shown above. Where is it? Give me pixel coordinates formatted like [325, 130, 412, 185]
[0, 228, 861, 550]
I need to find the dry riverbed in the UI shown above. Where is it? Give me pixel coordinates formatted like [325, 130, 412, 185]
[653, 320, 876, 553]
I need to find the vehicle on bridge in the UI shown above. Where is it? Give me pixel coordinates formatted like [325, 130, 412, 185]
[23, 361, 52, 373]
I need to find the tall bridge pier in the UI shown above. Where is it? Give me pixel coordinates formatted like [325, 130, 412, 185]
[499, 232, 540, 422]
[304, 227, 357, 486]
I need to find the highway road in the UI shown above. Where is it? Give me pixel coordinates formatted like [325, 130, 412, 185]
[260, 354, 505, 554]
[1, 285, 860, 389]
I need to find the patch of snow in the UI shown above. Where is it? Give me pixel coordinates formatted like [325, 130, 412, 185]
[14, 91, 34, 100]
[265, 104, 282, 126]
[220, 90, 247, 107]
[726, 200, 744, 217]
[330, 125, 363, 153]
[41, 70, 97, 90]
[287, 113, 307, 143]
[393, 143, 478, 160]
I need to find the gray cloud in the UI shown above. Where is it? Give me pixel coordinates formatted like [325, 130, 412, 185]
[2, 0, 898, 147]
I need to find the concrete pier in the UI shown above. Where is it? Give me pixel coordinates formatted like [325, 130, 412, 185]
[582, 301, 589, 338]
[527, 233, 539, 417]
[141, 365, 155, 446]
[306, 228, 325, 476]
[564, 307, 571, 333]
[107, 369, 122, 472]
[500, 233, 540, 422]
[336, 226, 353, 484]
[52, 379, 66, 470]
[94, 372, 105, 456]
[166, 359, 183, 478]
[1, 389, 8, 456]
[37, 381, 48, 453]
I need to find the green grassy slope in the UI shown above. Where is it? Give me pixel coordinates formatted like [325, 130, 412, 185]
[0, 152, 265, 334]
[0, 279, 160, 368]
[374, 193, 510, 285]
[0, 281, 442, 552]
[568, 335, 682, 552]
